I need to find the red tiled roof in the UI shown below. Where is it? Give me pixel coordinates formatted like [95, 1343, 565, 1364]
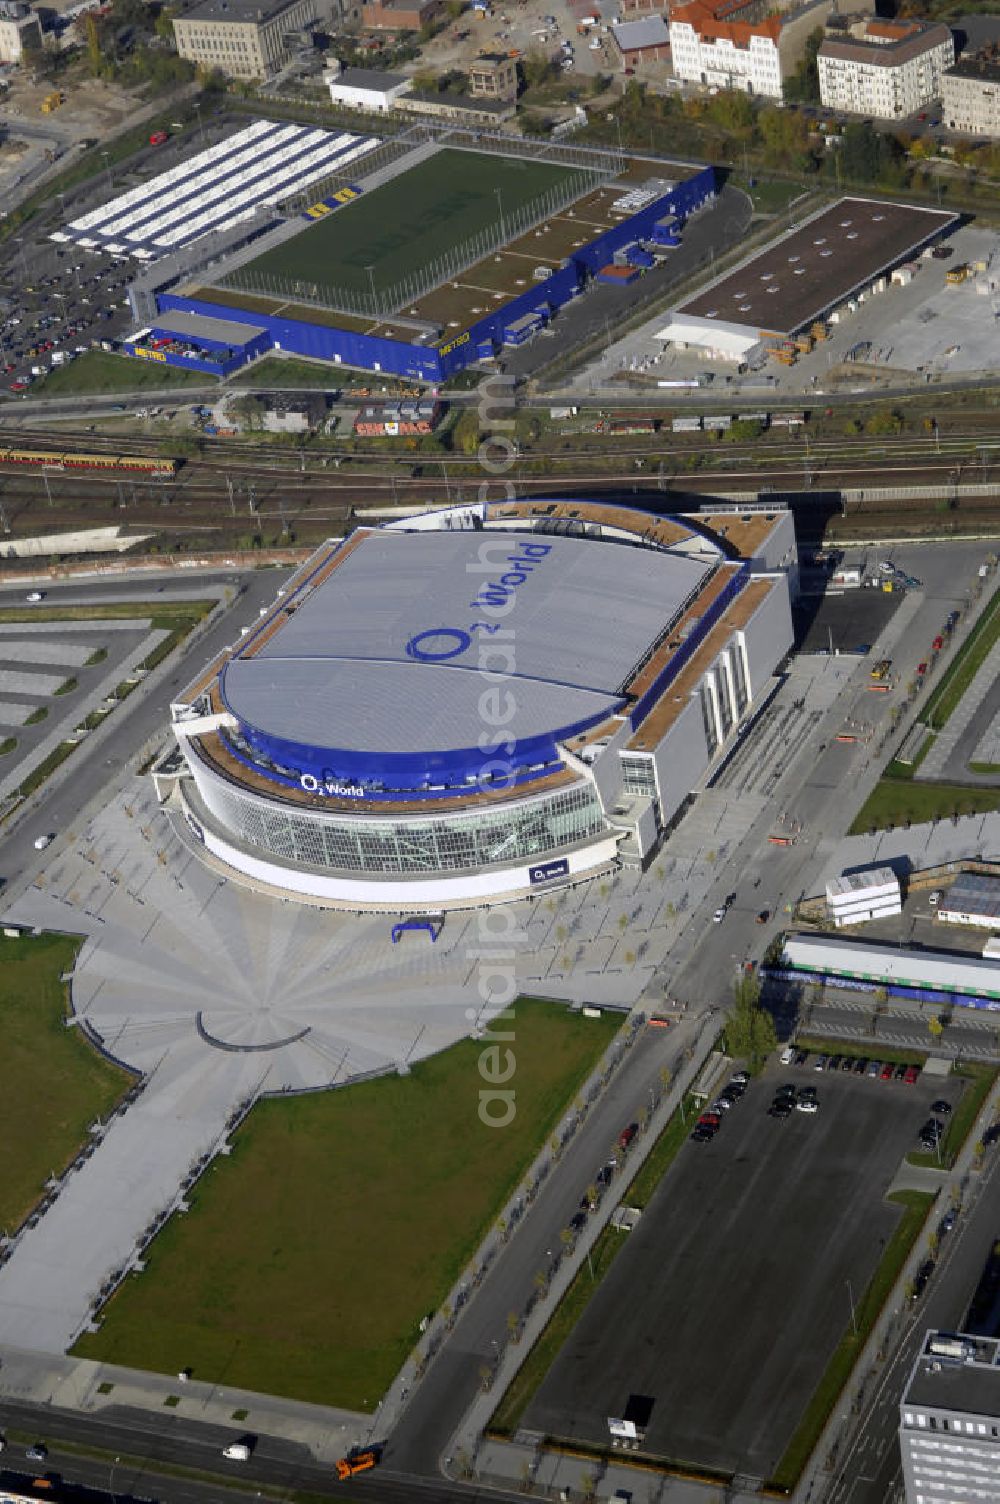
[671, 0, 781, 46]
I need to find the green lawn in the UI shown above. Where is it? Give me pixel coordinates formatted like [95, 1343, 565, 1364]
[230, 356, 337, 388]
[849, 778, 1000, 833]
[769, 1190, 935, 1493]
[30, 350, 214, 397]
[230, 150, 586, 298]
[74, 999, 620, 1409]
[924, 587, 1000, 732]
[0, 934, 131, 1234]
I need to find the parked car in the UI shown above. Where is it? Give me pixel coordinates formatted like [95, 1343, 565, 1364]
[932, 635, 944, 651]
[866, 1059, 881, 1077]
[853, 1057, 868, 1075]
[796, 1097, 819, 1114]
[929, 890, 942, 906]
[25, 1446, 47, 1463]
[618, 1123, 638, 1149]
[880, 1062, 895, 1081]
[712, 906, 727, 923]
[780, 1044, 795, 1065]
[904, 1065, 921, 1085]
[931, 1099, 952, 1115]
[938, 1208, 957, 1237]
[33, 833, 54, 850]
[813, 1054, 828, 1072]
[768, 1098, 794, 1118]
[910, 1259, 935, 1301]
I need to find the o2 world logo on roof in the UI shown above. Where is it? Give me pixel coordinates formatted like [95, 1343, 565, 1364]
[405, 542, 552, 663]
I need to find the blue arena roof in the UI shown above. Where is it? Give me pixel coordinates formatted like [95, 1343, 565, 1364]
[219, 526, 715, 793]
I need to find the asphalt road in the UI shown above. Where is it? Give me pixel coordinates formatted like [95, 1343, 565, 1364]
[0, 1412, 527, 1504]
[827, 1135, 1000, 1504]
[0, 570, 290, 896]
[523, 1064, 951, 1478]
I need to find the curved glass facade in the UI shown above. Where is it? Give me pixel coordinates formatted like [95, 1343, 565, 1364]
[191, 758, 606, 875]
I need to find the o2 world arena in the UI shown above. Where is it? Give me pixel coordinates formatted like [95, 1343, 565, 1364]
[157, 499, 797, 908]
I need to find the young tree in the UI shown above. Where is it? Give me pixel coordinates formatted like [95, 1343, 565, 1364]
[723, 971, 777, 1067]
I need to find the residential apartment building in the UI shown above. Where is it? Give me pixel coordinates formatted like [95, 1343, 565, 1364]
[901, 1331, 1000, 1503]
[942, 51, 1000, 135]
[0, 1, 42, 63]
[668, 0, 835, 101]
[818, 19, 955, 119]
[173, 0, 318, 80]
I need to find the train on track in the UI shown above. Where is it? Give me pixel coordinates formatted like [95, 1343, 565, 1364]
[0, 448, 177, 478]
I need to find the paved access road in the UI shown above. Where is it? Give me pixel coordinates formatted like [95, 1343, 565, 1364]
[0, 1417, 524, 1504]
[827, 1139, 1000, 1504]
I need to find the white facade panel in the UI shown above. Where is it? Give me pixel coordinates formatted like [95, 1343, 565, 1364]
[651, 693, 711, 828]
[738, 579, 794, 700]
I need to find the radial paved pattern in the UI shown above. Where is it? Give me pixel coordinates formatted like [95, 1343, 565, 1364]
[0, 767, 723, 1353]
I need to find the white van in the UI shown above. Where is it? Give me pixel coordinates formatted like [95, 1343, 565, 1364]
[223, 1443, 252, 1462]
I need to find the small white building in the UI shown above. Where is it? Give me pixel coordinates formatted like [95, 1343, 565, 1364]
[826, 866, 902, 927]
[656, 313, 764, 365]
[937, 871, 1000, 930]
[323, 60, 412, 112]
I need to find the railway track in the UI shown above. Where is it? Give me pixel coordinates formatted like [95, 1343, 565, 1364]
[5, 421, 1000, 478]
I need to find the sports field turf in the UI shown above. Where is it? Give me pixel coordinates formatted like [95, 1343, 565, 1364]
[0, 933, 131, 1235]
[73, 997, 621, 1409]
[229, 149, 587, 298]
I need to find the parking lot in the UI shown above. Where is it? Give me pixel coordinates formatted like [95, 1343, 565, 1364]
[796, 578, 904, 656]
[522, 1059, 958, 1479]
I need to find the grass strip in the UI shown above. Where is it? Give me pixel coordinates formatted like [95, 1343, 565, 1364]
[849, 780, 1000, 835]
[30, 350, 213, 397]
[18, 741, 78, 797]
[0, 738, 15, 756]
[0, 934, 130, 1234]
[628, 1093, 698, 1208]
[907, 1063, 997, 1170]
[769, 1189, 935, 1493]
[795, 1036, 929, 1067]
[924, 588, 1000, 732]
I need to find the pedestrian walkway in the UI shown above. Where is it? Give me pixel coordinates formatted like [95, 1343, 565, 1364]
[917, 637, 1000, 781]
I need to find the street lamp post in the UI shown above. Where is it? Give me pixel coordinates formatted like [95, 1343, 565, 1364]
[366, 263, 377, 318]
[101, 150, 112, 192]
[846, 1279, 858, 1337]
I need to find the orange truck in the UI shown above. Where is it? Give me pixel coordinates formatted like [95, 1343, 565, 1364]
[335, 1449, 378, 1481]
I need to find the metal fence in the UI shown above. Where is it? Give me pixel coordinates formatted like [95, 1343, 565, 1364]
[223, 165, 608, 320]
